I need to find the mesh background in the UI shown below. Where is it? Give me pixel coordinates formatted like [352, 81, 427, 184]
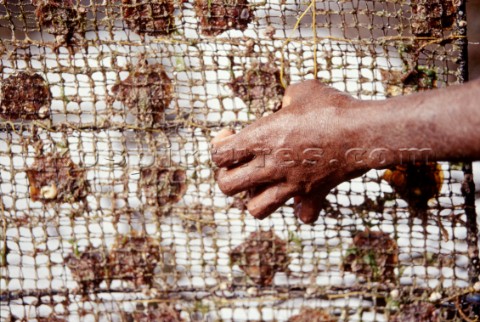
[0, 0, 476, 321]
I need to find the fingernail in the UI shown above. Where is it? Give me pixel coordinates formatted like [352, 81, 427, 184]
[301, 215, 316, 225]
[294, 202, 302, 218]
[211, 128, 235, 145]
[254, 213, 268, 220]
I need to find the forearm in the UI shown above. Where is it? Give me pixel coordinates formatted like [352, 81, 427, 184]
[355, 79, 480, 169]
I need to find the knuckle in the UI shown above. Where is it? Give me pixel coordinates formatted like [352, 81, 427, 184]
[335, 92, 355, 108]
[211, 153, 225, 167]
[211, 146, 233, 167]
[302, 79, 323, 91]
[211, 149, 220, 162]
[283, 79, 324, 106]
[284, 82, 300, 97]
[305, 79, 321, 86]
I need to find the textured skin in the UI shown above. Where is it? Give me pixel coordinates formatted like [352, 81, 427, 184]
[212, 80, 367, 223]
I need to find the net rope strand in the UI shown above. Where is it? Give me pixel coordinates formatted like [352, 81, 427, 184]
[0, 0, 475, 321]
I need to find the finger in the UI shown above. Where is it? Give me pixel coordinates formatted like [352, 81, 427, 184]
[211, 112, 279, 168]
[211, 128, 235, 145]
[211, 129, 240, 168]
[247, 183, 298, 220]
[216, 159, 282, 195]
[211, 131, 256, 168]
[294, 189, 328, 224]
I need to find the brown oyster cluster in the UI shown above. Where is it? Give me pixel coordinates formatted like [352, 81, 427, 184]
[230, 62, 285, 117]
[121, 0, 176, 36]
[288, 308, 337, 322]
[112, 63, 173, 125]
[66, 234, 166, 291]
[383, 162, 443, 214]
[65, 246, 108, 293]
[33, 0, 85, 47]
[125, 304, 184, 322]
[195, 0, 253, 36]
[139, 164, 187, 206]
[380, 67, 437, 98]
[411, 0, 458, 38]
[389, 303, 438, 322]
[26, 153, 88, 203]
[342, 229, 398, 282]
[36, 317, 67, 322]
[0, 72, 51, 121]
[108, 234, 163, 288]
[229, 229, 289, 286]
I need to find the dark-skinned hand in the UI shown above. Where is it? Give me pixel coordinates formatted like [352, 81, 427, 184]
[211, 80, 369, 223]
[211, 78, 480, 223]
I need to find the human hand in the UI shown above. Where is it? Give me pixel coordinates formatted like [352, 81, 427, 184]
[211, 80, 372, 223]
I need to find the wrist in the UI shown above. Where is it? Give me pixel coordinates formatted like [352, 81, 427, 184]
[344, 99, 406, 171]
[354, 97, 437, 169]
